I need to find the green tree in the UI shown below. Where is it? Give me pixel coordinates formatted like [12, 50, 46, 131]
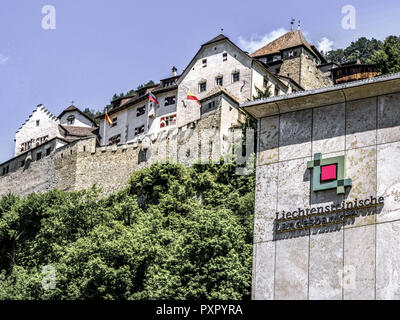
[368, 35, 400, 75]
[136, 80, 155, 91]
[324, 48, 346, 64]
[0, 162, 255, 300]
[344, 37, 383, 63]
[252, 85, 271, 100]
[325, 37, 383, 64]
[82, 108, 102, 125]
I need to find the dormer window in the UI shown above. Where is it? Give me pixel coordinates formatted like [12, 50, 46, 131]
[67, 115, 75, 125]
[163, 80, 175, 88]
[273, 55, 281, 62]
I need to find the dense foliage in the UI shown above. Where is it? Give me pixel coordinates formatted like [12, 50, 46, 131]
[324, 35, 400, 76]
[324, 36, 383, 64]
[0, 162, 255, 300]
[368, 36, 400, 75]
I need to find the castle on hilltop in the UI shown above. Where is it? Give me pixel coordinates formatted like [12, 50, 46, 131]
[0, 29, 339, 196]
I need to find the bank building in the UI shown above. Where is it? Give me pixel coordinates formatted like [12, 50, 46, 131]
[242, 71, 400, 300]
[1, 27, 400, 300]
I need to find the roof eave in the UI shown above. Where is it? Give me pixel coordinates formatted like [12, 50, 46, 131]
[240, 73, 400, 119]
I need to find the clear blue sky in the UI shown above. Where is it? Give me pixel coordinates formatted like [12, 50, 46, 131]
[1, 0, 399, 163]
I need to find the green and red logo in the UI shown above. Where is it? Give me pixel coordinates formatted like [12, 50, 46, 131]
[307, 153, 352, 194]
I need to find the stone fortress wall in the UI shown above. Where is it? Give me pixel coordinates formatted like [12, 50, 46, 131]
[0, 103, 249, 198]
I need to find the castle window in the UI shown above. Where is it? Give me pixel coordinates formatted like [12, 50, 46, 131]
[274, 87, 279, 96]
[67, 115, 75, 125]
[164, 96, 176, 106]
[36, 120, 40, 126]
[109, 134, 121, 145]
[2, 166, 9, 175]
[111, 117, 118, 127]
[223, 53, 227, 61]
[202, 59, 207, 68]
[38, 135, 49, 145]
[203, 100, 216, 113]
[138, 149, 147, 164]
[46, 148, 51, 156]
[135, 125, 145, 136]
[160, 114, 176, 128]
[263, 77, 269, 88]
[20, 160, 25, 167]
[199, 82, 206, 93]
[273, 55, 281, 62]
[137, 106, 146, 117]
[23, 140, 33, 151]
[37, 152, 42, 161]
[232, 72, 240, 83]
[216, 76, 223, 86]
[163, 80, 175, 88]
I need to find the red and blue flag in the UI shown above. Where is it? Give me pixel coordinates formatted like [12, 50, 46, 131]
[149, 92, 160, 107]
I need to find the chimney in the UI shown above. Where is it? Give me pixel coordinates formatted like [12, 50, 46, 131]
[172, 66, 177, 77]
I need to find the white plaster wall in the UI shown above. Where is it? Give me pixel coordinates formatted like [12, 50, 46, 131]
[99, 90, 179, 145]
[148, 89, 178, 136]
[59, 111, 94, 128]
[177, 41, 253, 127]
[251, 64, 285, 98]
[126, 101, 149, 142]
[15, 105, 60, 157]
[99, 107, 129, 145]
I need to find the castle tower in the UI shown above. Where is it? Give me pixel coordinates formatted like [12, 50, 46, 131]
[251, 30, 333, 90]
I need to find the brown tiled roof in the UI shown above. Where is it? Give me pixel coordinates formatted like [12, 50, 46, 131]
[200, 86, 240, 104]
[59, 125, 98, 138]
[250, 30, 316, 57]
[58, 105, 97, 126]
[202, 34, 228, 46]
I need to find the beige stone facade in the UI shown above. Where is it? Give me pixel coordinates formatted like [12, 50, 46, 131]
[243, 73, 400, 300]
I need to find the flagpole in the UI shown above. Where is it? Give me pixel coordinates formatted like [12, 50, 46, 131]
[146, 98, 150, 136]
[103, 108, 107, 146]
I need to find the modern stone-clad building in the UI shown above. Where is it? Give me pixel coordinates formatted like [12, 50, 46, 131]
[241, 73, 400, 300]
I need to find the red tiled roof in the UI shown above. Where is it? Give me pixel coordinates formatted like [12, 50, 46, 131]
[251, 30, 317, 57]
